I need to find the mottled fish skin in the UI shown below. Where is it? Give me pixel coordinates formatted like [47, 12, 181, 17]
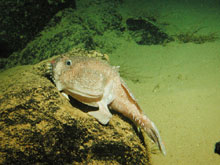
[49, 55, 166, 155]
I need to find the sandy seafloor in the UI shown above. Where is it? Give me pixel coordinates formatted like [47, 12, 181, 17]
[110, 0, 220, 164]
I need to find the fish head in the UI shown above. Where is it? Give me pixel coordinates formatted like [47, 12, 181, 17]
[47, 56, 74, 91]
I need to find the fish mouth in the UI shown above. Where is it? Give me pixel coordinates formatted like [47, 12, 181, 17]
[64, 88, 102, 104]
[46, 62, 55, 83]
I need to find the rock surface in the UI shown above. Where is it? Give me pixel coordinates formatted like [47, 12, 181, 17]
[0, 0, 76, 58]
[0, 51, 151, 164]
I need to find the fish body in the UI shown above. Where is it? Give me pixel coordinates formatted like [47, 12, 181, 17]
[48, 55, 166, 155]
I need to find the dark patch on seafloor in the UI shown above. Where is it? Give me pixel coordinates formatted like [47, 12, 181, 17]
[0, 56, 151, 164]
[215, 141, 220, 155]
[126, 18, 173, 45]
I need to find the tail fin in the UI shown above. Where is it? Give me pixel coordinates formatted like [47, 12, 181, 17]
[139, 115, 166, 155]
[120, 80, 166, 155]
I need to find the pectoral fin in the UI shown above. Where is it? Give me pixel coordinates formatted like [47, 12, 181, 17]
[61, 92, 70, 100]
[88, 101, 112, 125]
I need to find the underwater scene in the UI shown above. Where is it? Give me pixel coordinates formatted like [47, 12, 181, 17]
[0, 0, 220, 164]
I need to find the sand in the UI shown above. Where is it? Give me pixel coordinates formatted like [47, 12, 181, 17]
[110, 0, 220, 164]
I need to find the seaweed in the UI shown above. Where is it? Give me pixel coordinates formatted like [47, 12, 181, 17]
[114, 62, 152, 83]
[174, 27, 219, 44]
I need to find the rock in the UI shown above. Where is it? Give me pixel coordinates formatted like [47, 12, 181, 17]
[215, 141, 220, 155]
[0, 51, 151, 164]
[0, 0, 76, 58]
[2, 0, 124, 70]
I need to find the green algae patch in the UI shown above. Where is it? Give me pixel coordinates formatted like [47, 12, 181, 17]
[5, 3, 124, 70]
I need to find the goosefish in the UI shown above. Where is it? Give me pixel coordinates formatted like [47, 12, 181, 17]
[47, 55, 166, 155]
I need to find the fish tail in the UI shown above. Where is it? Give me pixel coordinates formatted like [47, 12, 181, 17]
[133, 113, 166, 155]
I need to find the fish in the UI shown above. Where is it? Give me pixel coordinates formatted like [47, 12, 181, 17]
[47, 55, 166, 155]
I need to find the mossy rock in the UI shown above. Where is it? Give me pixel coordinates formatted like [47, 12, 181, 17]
[0, 51, 151, 164]
[3, 0, 124, 70]
[0, 0, 76, 58]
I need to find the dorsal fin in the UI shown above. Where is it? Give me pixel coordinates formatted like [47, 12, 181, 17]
[120, 78, 142, 113]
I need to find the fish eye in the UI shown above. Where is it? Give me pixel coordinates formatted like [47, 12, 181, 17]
[66, 60, 72, 66]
